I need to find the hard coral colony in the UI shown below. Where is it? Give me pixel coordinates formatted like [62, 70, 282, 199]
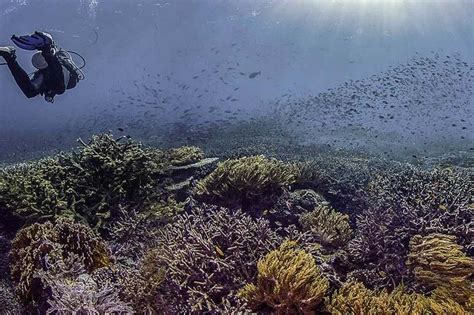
[0, 133, 472, 314]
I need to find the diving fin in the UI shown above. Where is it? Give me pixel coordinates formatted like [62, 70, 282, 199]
[11, 32, 53, 50]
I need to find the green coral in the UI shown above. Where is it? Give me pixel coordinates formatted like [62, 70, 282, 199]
[299, 205, 352, 249]
[406, 233, 474, 307]
[194, 155, 300, 206]
[0, 134, 171, 230]
[0, 158, 73, 222]
[166, 146, 204, 166]
[9, 218, 111, 302]
[238, 240, 329, 314]
[327, 281, 467, 315]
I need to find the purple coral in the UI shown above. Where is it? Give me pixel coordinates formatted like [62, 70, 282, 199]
[150, 204, 282, 312]
[347, 166, 473, 289]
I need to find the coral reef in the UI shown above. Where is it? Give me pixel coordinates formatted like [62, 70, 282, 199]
[194, 155, 300, 209]
[45, 274, 132, 314]
[0, 281, 23, 315]
[106, 196, 186, 263]
[0, 134, 171, 230]
[118, 249, 166, 312]
[149, 205, 282, 312]
[407, 233, 474, 307]
[347, 166, 473, 289]
[9, 218, 111, 303]
[300, 205, 352, 249]
[327, 281, 468, 315]
[238, 240, 329, 314]
[265, 188, 327, 228]
[1, 132, 472, 313]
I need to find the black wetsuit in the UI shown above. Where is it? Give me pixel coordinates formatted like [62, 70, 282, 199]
[4, 48, 77, 101]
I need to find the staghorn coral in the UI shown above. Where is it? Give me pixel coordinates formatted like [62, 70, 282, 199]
[118, 249, 166, 313]
[0, 157, 73, 224]
[106, 196, 186, 263]
[406, 233, 474, 307]
[165, 145, 204, 166]
[149, 204, 281, 313]
[365, 167, 472, 249]
[0, 134, 171, 230]
[238, 240, 329, 314]
[9, 218, 111, 303]
[194, 155, 300, 208]
[0, 281, 23, 315]
[300, 204, 353, 249]
[327, 281, 468, 315]
[39, 262, 133, 315]
[347, 165, 473, 289]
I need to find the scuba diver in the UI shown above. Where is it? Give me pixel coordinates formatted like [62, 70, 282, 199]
[0, 31, 84, 103]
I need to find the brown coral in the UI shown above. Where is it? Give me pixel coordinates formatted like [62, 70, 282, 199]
[238, 240, 329, 314]
[9, 218, 111, 302]
[300, 205, 352, 249]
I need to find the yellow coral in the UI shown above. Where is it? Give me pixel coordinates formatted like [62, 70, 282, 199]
[238, 240, 329, 314]
[407, 233, 474, 307]
[327, 281, 467, 315]
[299, 205, 352, 248]
[194, 155, 300, 204]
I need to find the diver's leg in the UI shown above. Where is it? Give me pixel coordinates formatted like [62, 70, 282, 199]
[0, 47, 38, 98]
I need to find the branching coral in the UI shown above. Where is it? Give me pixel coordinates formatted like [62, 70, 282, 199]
[0, 281, 23, 315]
[0, 134, 172, 230]
[300, 205, 352, 249]
[39, 263, 133, 315]
[0, 158, 72, 223]
[238, 240, 329, 314]
[327, 281, 468, 315]
[9, 218, 112, 302]
[347, 166, 473, 289]
[194, 155, 300, 208]
[106, 196, 186, 263]
[406, 233, 474, 307]
[149, 204, 281, 313]
[118, 249, 166, 313]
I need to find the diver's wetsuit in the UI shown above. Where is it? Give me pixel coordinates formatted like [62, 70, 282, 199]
[4, 48, 76, 101]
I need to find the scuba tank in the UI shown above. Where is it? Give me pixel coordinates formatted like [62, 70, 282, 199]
[55, 49, 85, 89]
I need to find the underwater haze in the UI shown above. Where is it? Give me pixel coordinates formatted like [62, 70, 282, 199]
[0, 0, 472, 162]
[0, 1, 474, 314]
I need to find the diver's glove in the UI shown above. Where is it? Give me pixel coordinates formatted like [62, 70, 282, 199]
[11, 31, 54, 51]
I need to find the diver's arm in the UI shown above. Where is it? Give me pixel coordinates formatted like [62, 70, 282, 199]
[41, 46, 66, 94]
